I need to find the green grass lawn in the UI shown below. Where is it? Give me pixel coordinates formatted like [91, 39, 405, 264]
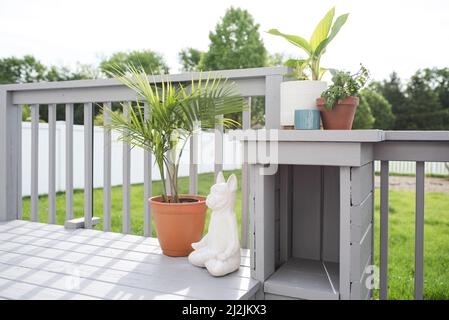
[21, 170, 449, 300]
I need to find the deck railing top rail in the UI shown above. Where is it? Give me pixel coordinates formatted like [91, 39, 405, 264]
[0, 66, 288, 105]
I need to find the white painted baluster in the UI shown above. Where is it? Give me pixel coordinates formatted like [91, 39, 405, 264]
[415, 161, 425, 300]
[143, 103, 152, 237]
[65, 103, 74, 221]
[380, 160, 389, 300]
[189, 133, 198, 195]
[30, 104, 39, 222]
[241, 97, 251, 248]
[122, 102, 131, 234]
[214, 115, 223, 178]
[48, 103, 56, 224]
[17, 106, 23, 220]
[84, 102, 93, 229]
[103, 102, 112, 231]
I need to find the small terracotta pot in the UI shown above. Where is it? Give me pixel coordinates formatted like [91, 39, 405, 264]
[316, 96, 359, 130]
[150, 195, 207, 257]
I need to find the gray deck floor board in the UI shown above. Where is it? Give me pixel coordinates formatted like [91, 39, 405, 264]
[0, 220, 259, 300]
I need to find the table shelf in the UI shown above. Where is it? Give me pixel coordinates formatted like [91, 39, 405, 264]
[264, 258, 339, 300]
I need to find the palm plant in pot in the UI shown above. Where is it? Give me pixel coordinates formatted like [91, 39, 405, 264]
[267, 6, 349, 128]
[104, 66, 247, 257]
[317, 65, 370, 129]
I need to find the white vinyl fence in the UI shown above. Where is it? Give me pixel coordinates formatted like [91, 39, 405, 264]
[374, 160, 449, 177]
[21, 121, 242, 196]
[21, 122, 449, 196]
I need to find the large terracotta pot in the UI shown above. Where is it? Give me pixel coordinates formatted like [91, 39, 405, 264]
[150, 195, 207, 257]
[316, 96, 359, 130]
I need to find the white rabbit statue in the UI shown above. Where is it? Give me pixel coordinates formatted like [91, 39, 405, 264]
[188, 172, 241, 277]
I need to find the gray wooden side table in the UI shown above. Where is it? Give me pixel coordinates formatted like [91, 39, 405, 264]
[235, 129, 385, 300]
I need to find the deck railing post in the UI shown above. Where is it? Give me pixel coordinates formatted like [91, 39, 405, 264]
[264, 75, 283, 130]
[0, 89, 21, 221]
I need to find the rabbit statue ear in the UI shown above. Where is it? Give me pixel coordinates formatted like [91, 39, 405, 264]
[216, 171, 225, 184]
[227, 174, 238, 192]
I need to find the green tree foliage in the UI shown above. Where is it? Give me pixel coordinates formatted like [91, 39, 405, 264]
[45, 64, 100, 81]
[265, 53, 286, 67]
[0, 56, 98, 84]
[202, 7, 267, 71]
[22, 105, 31, 121]
[94, 108, 122, 126]
[373, 68, 449, 130]
[371, 72, 407, 117]
[0, 55, 47, 84]
[360, 89, 395, 129]
[352, 96, 374, 129]
[179, 48, 204, 71]
[100, 50, 169, 76]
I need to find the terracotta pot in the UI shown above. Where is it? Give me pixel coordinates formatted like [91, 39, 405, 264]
[316, 96, 359, 130]
[150, 195, 207, 257]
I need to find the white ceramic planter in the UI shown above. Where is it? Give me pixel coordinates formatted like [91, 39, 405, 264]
[280, 80, 327, 127]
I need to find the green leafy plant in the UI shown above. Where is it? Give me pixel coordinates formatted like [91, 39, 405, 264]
[103, 65, 247, 203]
[321, 65, 370, 110]
[267, 7, 349, 80]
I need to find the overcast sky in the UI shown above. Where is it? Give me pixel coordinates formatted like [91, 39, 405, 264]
[1, 0, 448, 81]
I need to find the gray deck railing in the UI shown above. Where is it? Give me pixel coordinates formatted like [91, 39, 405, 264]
[373, 131, 449, 300]
[0, 66, 287, 249]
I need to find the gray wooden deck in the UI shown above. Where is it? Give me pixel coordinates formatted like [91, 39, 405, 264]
[0, 220, 259, 300]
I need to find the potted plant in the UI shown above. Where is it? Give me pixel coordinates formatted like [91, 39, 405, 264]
[105, 66, 246, 256]
[317, 65, 370, 129]
[267, 7, 349, 128]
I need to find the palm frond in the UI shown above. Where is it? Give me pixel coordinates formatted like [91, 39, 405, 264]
[103, 66, 246, 201]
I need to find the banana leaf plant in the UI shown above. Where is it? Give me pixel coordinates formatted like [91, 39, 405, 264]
[103, 65, 247, 203]
[267, 7, 349, 80]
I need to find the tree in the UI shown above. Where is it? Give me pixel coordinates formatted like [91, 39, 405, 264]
[352, 96, 374, 129]
[373, 68, 449, 130]
[395, 69, 446, 129]
[201, 7, 267, 70]
[265, 53, 285, 67]
[94, 109, 122, 126]
[45, 63, 100, 81]
[179, 48, 204, 71]
[22, 105, 31, 121]
[429, 68, 449, 108]
[100, 50, 169, 76]
[0, 55, 47, 84]
[371, 72, 407, 116]
[360, 89, 395, 129]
